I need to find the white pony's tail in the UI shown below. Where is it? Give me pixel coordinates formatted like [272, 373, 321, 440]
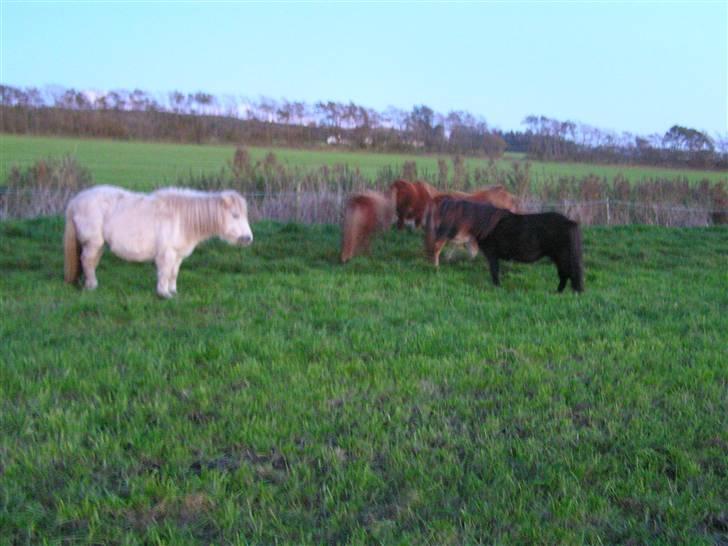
[64, 206, 80, 284]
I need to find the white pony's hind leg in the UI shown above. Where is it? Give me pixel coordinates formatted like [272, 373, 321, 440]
[81, 240, 104, 290]
[70, 205, 105, 290]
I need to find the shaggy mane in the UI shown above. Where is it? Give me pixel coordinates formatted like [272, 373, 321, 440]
[154, 188, 227, 240]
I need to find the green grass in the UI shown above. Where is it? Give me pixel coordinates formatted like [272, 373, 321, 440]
[2, 133, 725, 191]
[1, 217, 727, 544]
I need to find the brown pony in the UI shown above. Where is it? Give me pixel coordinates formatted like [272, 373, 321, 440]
[425, 185, 520, 264]
[389, 179, 438, 230]
[427, 198, 584, 292]
[340, 190, 395, 263]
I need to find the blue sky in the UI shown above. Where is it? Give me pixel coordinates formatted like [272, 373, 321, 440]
[1, 1, 726, 136]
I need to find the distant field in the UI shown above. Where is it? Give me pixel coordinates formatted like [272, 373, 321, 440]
[1, 134, 725, 191]
[1, 218, 726, 543]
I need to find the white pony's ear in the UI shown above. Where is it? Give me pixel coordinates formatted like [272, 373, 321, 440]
[221, 193, 234, 208]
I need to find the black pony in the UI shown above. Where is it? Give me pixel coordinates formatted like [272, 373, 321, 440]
[426, 198, 584, 292]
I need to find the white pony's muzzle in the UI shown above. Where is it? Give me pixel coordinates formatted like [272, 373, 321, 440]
[238, 234, 253, 246]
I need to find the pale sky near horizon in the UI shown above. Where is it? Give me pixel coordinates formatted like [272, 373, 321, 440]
[1, 1, 726, 137]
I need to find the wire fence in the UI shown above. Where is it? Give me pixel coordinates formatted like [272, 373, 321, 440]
[518, 198, 727, 227]
[1, 187, 726, 227]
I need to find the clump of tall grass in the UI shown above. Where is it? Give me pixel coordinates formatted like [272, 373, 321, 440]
[1, 156, 92, 219]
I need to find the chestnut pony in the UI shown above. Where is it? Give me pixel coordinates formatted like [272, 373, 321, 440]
[340, 190, 395, 263]
[391, 180, 519, 232]
[389, 179, 438, 230]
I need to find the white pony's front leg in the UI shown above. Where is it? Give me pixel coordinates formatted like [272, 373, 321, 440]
[155, 249, 180, 298]
[169, 257, 183, 295]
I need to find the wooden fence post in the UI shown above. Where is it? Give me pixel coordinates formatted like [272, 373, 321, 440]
[606, 198, 611, 225]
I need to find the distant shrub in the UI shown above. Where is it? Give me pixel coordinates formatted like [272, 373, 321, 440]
[401, 161, 417, 181]
[1, 156, 92, 219]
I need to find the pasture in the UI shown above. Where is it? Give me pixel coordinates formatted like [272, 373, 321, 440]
[1, 216, 726, 544]
[2, 134, 726, 191]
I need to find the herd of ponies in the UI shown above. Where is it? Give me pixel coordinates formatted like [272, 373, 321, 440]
[341, 179, 583, 293]
[63, 180, 583, 298]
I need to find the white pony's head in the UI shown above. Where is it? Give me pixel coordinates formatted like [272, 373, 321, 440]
[219, 191, 253, 246]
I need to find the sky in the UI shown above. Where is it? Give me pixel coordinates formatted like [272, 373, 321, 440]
[1, 1, 726, 137]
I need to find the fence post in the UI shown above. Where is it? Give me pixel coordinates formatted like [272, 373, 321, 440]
[295, 184, 301, 222]
[606, 197, 611, 225]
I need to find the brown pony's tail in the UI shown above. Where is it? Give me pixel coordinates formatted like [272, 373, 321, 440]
[569, 223, 584, 292]
[340, 201, 362, 263]
[64, 206, 81, 283]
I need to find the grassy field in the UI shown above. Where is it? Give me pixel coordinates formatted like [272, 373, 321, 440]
[1, 216, 726, 544]
[2, 134, 726, 191]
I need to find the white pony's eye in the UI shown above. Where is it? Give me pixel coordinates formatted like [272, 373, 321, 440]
[232, 213, 240, 220]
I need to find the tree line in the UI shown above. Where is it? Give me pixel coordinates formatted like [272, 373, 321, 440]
[0, 85, 507, 157]
[520, 116, 727, 170]
[1, 84, 725, 169]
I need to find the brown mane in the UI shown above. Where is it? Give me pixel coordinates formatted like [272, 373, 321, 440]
[430, 185, 518, 212]
[466, 185, 519, 212]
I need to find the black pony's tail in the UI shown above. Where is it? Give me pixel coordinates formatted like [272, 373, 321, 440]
[569, 223, 584, 292]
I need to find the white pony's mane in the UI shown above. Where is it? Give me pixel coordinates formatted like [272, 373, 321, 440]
[153, 187, 237, 240]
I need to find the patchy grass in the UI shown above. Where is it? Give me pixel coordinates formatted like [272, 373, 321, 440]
[1, 218, 726, 544]
[1, 133, 725, 191]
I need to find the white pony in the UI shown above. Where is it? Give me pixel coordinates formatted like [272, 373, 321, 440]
[64, 185, 253, 298]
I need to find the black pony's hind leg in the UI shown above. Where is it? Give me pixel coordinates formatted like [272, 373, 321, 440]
[557, 272, 568, 293]
[486, 254, 500, 287]
[554, 251, 570, 293]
